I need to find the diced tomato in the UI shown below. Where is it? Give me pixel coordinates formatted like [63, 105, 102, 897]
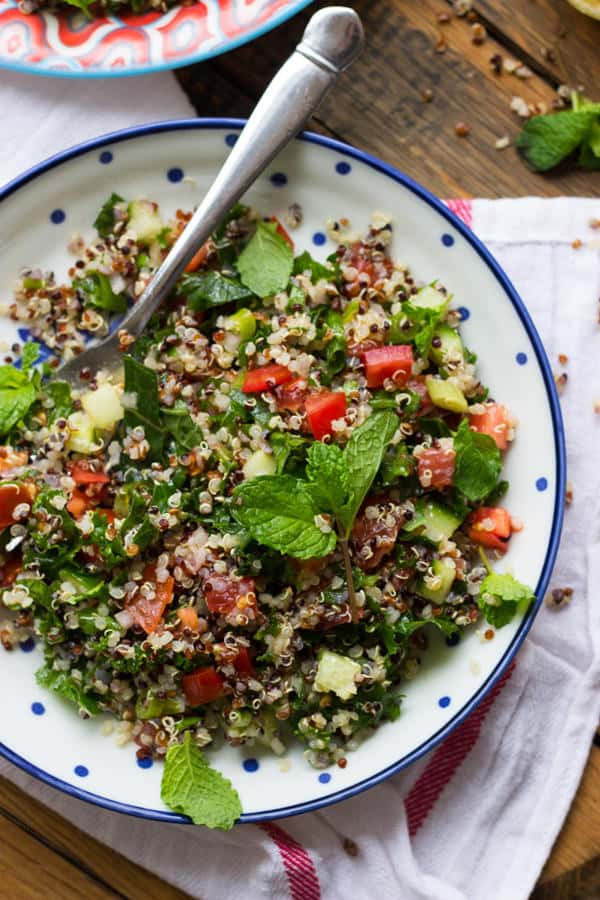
[66, 488, 93, 519]
[96, 508, 115, 524]
[469, 403, 511, 450]
[69, 462, 110, 485]
[242, 364, 293, 394]
[185, 241, 211, 273]
[233, 647, 255, 676]
[204, 575, 257, 619]
[417, 446, 456, 489]
[270, 217, 294, 250]
[0, 483, 35, 529]
[305, 391, 347, 441]
[0, 554, 22, 587]
[182, 667, 224, 706]
[177, 606, 200, 630]
[126, 563, 175, 634]
[0, 448, 28, 472]
[361, 345, 413, 389]
[407, 376, 435, 415]
[275, 377, 309, 412]
[467, 506, 512, 553]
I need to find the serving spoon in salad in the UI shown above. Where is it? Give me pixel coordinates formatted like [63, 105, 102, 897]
[55, 6, 364, 388]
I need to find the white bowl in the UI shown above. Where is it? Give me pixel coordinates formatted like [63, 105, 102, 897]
[0, 121, 565, 823]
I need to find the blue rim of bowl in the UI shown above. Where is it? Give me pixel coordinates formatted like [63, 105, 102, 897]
[0, 118, 566, 823]
[0, 0, 314, 79]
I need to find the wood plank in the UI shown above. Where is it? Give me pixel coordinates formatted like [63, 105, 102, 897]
[476, 0, 600, 92]
[0, 775, 190, 900]
[176, 0, 600, 198]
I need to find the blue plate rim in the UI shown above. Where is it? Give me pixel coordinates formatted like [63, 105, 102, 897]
[0, 0, 314, 79]
[0, 118, 566, 824]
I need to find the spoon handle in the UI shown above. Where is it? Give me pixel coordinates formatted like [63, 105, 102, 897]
[120, 7, 363, 338]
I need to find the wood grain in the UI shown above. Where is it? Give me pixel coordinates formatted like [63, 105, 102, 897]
[176, 0, 600, 198]
[0, 775, 189, 900]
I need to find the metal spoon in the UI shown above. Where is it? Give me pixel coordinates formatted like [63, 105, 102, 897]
[56, 6, 364, 388]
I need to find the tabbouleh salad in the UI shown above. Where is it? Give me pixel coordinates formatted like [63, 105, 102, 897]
[0, 195, 534, 828]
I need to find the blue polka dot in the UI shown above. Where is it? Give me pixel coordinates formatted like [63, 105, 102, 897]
[167, 167, 184, 183]
[438, 696, 451, 709]
[318, 772, 331, 784]
[137, 756, 153, 769]
[50, 209, 65, 225]
[20, 637, 36, 653]
[74, 765, 89, 777]
[31, 702, 45, 716]
[225, 134, 238, 147]
[312, 232, 327, 247]
[441, 233, 454, 247]
[270, 172, 287, 187]
[458, 306, 470, 321]
[446, 632, 460, 647]
[516, 352, 528, 365]
[99, 151, 113, 164]
[536, 477, 548, 492]
[243, 758, 259, 773]
[336, 161, 351, 175]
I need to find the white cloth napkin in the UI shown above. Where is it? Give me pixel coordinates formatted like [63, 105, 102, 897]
[1, 74, 600, 900]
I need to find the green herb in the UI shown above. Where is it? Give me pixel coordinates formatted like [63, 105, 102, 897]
[36, 664, 101, 716]
[342, 411, 399, 525]
[123, 357, 164, 459]
[232, 475, 336, 560]
[269, 431, 307, 475]
[93, 192, 124, 237]
[162, 405, 204, 451]
[0, 366, 36, 437]
[323, 310, 347, 375]
[516, 101, 600, 172]
[176, 272, 252, 311]
[379, 442, 412, 486]
[20, 342, 39, 371]
[160, 732, 242, 829]
[453, 419, 501, 502]
[306, 442, 353, 532]
[237, 221, 293, 296]
[478, 572, 535, 628]
[293, 251, 339, 283]
[74, 272, 127, 314]
[45, 381, 72, 425]
[56, 567, 107, 604]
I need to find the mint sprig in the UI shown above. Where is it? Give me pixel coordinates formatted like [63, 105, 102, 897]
[453, 419, 501, 502]
[161, 732, 242, 829]
[516, 95, 600, 172]
[478, 572, 534, 628]
[237, 221, 293, 296]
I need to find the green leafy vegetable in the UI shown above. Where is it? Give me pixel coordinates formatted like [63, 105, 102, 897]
[237, 221, 293, 296]
[516, 105, 600, 172]
[74, 272, 127, 314]
[36, 664, 101, 716]
[293, 251, 339, 283]
[323, 310, 347, 375]
[20, 342, 39, 372]
[232, 475, 336, 559]
[93, 192, 124, 237]
[123, 357, 164, 458]
[306, 442, 353, 531]
[161, 732, 242, 829]
[478, 573, 535, 628]
[162, 405, 204, 451]
[45, 381, 72, 425]
[453, 419, 501, 502]
[341, 411, 399, 526]
[176, 272, 253, 311]
[0, 366, 36, 437]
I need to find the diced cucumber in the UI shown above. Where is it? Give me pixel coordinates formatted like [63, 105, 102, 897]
[314, 650, 361, 701]
[404, 499, 463, 544]
[136, 694, 186, 720]
[81, 383, 124, 431]
[417, 557, 457, 602]
[406, 285, 449, 316]
[127, 199, 164, 245]
[426, 377, 468, 414]
[430, 324, 464, 366]
[243, 449, 277, 479]
[226, 308, 256, 341]
[66, 411, 97, 454]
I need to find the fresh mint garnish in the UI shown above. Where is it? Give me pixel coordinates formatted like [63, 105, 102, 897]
[0, 366, 36, 437]
[478, 572, 534, 628]
[516, 95, 600, 172]
[93, 192, 124, 237]
[237, 221, 293, 296]
[453, 419, 501, 502]
[176, 271, 253, 311]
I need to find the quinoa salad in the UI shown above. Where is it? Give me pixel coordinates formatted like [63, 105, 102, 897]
[0, 196, 534, 828]
[19, 0, 178, 17]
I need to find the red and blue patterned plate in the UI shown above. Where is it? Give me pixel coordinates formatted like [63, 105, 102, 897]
[0, 0, 312, 77]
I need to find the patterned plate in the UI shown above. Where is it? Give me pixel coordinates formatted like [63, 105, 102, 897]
[0, 0, 312, 77]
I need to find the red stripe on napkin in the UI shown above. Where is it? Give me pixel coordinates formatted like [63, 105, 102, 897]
[446, 198, 473, 228]
[260, 822, 321, 900]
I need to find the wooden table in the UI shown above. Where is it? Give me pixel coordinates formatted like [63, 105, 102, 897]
[2, 2, 599, 898]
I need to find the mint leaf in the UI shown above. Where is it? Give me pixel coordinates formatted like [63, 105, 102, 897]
[516, 109, 599, 172]
[123, 357, 164, 458]
[161, 732, 242, 830]
[176, 271, 253, 311]
[341, 411, 399, 528]
[36, 664, 101, 716]
[0, 366, 36, 437]
[20, 342, 40, 372]
[293, 251, 339, 283]
[453, 419, 501, 502]
[162, 405, 204, 451]
[232, 475, 336, 559]
[75, 272, 127, 314]
[237, 221, 293, 297]
[478, 573, 535, 628]
[306, 442, 353, 529]
[93, 192, 124, 237]
[45, 381, 72, 425]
